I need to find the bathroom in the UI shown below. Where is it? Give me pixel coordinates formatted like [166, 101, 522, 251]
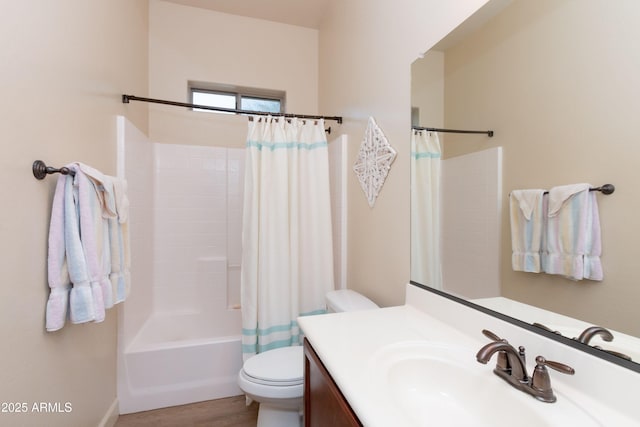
[4, 0, 640, 426]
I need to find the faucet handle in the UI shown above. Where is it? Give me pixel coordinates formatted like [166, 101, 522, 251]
[533, 322, 562, 335]
[482, 329, 504, 342]
[539, 357, 575, 375]
[531, 356, 575, 403]
[593, 346, 632, 361]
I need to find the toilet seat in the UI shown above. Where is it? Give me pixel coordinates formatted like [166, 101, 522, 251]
[238, 369, 304, 400]
[242, 346, 304, 387]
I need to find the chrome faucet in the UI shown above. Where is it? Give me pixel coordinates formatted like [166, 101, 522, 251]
[476, 329, 575, 403]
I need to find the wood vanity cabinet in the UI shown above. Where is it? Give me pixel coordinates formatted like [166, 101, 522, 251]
[303, 338, 362, 427]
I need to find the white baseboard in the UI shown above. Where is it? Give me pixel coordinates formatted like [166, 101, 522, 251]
[97, 398, 119, 427]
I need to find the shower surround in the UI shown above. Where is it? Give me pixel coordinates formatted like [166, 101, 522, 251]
[116, 117, 244, 413]
[115, 117, 347, 413]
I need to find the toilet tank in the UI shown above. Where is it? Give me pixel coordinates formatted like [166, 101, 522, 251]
[325, 289, 379, 313]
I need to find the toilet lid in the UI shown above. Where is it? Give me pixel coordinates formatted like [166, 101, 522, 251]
[243, 346, 304, 385]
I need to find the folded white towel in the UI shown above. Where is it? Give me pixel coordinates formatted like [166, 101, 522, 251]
[547, 183, 590, 217]
[510, 189, 546, 273]
[77, 163, 117, 219]
[77, 163, 117, 309]
[544, 183, 603, 281]
[108, 176, 131, 304]
[114, 178, 131, 302]
[44, 163, 128, 330]
[76, 166, 108, 321]
[45, 174, 72, 331]
[113, 176, 130, 223]
[65, 166, 96, 324]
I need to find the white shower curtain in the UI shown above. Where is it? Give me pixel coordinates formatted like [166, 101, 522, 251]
[410, 130, 442, 289]
[241, 116, 334, 360]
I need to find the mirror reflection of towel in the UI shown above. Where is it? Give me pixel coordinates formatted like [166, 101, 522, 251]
[509, 189, 545, 273]
[544, 184, 603, 281]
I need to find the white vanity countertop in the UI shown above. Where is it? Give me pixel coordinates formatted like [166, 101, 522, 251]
[300, 305, 479, 426]
[298, 299, 640, 426]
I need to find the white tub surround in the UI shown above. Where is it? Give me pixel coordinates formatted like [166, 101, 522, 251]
[117, 117, 245, 414]
[118, 312, 242, 414]
[298, 284, 640, 426]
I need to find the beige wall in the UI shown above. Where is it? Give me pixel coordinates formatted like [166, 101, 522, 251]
[442, 0, 640, 336]
[319, 0, 489, 307]
[411, 51, 445, 129]
[2, 0, 575, 423]
[148, 0, 319, 148]
[0, 1, 148, 426]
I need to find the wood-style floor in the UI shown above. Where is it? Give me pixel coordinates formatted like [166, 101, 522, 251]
[115, 396, 258, 427]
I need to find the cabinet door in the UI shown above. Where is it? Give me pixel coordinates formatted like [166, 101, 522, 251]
[304, 338, 362, 427]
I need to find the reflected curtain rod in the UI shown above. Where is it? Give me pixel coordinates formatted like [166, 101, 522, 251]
[122, 94, 343, 124]
[412, 125, 494, 137]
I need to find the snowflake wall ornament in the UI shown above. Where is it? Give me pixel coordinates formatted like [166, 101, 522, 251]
[353, 117, 397, 207]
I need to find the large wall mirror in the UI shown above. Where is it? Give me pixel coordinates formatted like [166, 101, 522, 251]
[411, 0, 640, 371]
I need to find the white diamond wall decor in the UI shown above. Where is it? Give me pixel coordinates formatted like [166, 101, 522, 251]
[353, 117, 397, 207]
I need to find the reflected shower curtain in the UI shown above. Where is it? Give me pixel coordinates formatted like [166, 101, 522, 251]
[410, 130, 442, 289]
[241, 117, 334, 360]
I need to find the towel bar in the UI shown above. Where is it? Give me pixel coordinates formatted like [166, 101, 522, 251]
[541, 184, 615, 196]
[32, 160, 75, 180]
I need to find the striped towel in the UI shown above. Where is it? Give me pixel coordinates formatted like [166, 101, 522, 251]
[544, 184, 603, 281]
[509, 189, 545, 273]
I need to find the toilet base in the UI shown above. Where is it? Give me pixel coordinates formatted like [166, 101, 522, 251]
[257, 404, 302, 427]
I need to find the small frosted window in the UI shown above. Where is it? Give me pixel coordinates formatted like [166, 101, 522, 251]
[241, 97, 281, 113]
[190, 83, 285, 116]
[192, 91, 235, 114]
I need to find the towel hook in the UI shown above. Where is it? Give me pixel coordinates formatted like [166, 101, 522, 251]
[32, 160, 75, 180]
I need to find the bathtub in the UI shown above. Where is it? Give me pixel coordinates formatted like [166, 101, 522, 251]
[117, 311, 243, 414]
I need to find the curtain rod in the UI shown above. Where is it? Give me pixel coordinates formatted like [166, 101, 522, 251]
[122, 94, 343, 124]
[412, 125, 494, 137]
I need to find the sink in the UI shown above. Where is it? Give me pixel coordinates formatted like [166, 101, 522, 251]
[368, 341, 603, 427]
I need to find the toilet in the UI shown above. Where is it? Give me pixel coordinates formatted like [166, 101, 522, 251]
[237, 289, 378, 427]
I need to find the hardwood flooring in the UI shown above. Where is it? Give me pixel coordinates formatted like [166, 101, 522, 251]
[115, 396, 258, 427]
